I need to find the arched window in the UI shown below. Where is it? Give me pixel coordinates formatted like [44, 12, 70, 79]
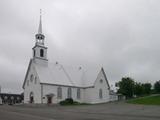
[67, 88, 72, 98]
[77, 88, 81, 99]
[100, 79, 103, 83]
[30, 74, 34, 82]
[33, 50, 36, 57]
[57, 87, 62, 99]
[35, 77, 37, 84]
[27, 80, 29, 86]
[99, 89, 103, 99]
[40, 49, 44, 57]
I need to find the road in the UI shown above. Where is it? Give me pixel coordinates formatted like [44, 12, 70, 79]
[0, 102, 160, 120]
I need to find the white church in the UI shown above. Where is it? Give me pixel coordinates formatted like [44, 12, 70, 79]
[23, 13, 117, 104]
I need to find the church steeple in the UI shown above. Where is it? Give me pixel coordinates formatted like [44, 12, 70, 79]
[38, 9, 42, 34]
[33, 9, 48, 62]
[35, 9, 45, 46]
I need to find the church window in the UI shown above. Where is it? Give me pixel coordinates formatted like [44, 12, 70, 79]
[67, 88, 72, 98]
[100, 79, 103, 83]
[99, 89, 103, 99]
[35, 77, 37, 84]
[33, 50, 36, 57]
[40, 49, 44, 57]
[40, 36, 43, 39]
[27, 80, 29, 86]
[77, 88, 81, 99]
[57, 87, 62, 99]
[30, 74, 34, 82]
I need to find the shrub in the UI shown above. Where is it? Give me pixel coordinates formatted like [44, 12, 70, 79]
[59, 98, 74, 105]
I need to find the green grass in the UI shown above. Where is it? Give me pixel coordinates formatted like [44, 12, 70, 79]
[127, 95, 160, 105]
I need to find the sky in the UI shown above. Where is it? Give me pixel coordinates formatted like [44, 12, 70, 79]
[0, 0, 160, 93]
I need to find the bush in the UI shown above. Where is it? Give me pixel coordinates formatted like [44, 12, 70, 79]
[59, 98, 74, 105]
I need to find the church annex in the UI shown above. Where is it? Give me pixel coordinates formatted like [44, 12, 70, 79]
[23, 13, 116, 104]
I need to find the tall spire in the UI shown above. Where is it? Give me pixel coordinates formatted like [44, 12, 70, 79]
[33, 9, 48, 63]
[35, 9, 45, 46]
[38, 9, 42, 34]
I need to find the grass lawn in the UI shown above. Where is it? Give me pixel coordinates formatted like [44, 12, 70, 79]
[127, 95, 160, 105]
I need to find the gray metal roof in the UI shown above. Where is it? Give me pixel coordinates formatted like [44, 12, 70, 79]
[34, 61, 103, 87]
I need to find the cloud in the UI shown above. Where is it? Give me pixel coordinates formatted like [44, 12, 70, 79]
[0, 0, 160, 92]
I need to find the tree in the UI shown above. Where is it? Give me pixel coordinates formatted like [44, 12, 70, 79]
[142, 83, 152, 94]
[154, 81, 160, 93]
[116, 77, 135, 99]
[134, 82, 143, 96]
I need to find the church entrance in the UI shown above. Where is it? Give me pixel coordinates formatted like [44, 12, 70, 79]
[47, 96, 52, 104]
[30, 92, 34, 103]
[46, 93, 54, 104]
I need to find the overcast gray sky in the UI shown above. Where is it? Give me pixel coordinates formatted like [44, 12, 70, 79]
[0, 0, 160, 93]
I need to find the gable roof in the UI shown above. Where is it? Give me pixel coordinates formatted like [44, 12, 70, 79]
[23, 59, 110, 88]
[101, 67, 110, 89]
[64, 65, 101, 87]
[34, 62, 74, 87]
[22, 59, 32, 89]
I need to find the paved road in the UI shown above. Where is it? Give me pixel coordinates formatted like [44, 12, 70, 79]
[0, 102, 160, 120]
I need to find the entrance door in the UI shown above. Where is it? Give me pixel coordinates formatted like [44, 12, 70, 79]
[30, 92, 34, 103]
[30, 96, 34, 103]
[47, 96, 52, 104]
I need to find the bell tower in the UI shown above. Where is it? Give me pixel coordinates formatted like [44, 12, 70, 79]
[32, 10, 48, 62]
